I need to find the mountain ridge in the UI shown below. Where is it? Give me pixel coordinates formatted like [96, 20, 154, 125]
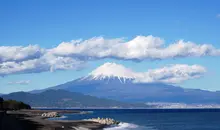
[3, 89, 146, 108]
[29, 63, 220, 104]
[29, 76, 220, 104]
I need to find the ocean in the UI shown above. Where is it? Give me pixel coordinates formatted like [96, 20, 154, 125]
[51, 109, 220, 130]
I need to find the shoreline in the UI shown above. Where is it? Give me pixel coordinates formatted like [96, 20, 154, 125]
[0, 110, 108, 130]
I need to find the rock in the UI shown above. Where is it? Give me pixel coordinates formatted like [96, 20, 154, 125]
[86, 117, 120, 125]
[41, 112, 60, 118]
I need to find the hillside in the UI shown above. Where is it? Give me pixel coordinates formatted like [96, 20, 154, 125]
[0, 97, 31, 110]
[2, 89, 146, 108]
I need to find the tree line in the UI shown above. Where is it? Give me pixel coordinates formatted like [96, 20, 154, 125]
[0, 97, 31, 110]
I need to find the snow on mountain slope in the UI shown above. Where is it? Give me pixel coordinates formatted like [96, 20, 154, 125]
[82, 62, 138, 83]
[80, 62, 205, 84]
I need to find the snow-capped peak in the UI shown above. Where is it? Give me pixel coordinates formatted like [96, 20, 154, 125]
[85, 62, 137, 83]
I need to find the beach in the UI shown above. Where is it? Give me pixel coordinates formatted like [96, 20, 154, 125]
[0, 110, 107, 130]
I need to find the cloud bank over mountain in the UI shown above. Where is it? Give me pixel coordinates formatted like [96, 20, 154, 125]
[0, 54, 84, 76]
[51, 36, 220, 60]
[0, 35, 217, 76]
[88, 62, 206, 84]
[0, 45, 44, 63]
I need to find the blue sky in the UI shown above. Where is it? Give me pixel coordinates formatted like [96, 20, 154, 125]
[1, 0, 220, 93]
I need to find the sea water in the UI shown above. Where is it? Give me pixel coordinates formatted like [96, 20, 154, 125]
[52, 109, 220, 130]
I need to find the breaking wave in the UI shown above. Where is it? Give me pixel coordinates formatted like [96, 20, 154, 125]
[104, 122, 139, 130]
[59, 115, 67, 119]
[48, 115, 67, 120]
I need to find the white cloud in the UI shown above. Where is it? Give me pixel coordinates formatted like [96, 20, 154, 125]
[89, 62, 206, 84]
[1, 36, 220, 64]
[0, 54, 84, 76]
[50, 36, 220, 60]
[217, 14, 220, 18]
[0, 45, 44, 63]
[0, 35, 218, 76]
[8, 80, 30, 85]
[135, 64, 206, 84]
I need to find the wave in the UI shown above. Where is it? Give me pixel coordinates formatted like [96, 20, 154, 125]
[59, 115, 67, 119]
[104, 122, 139, 130]
[48, 115, 67, 120]
[80, 111, 94, 114]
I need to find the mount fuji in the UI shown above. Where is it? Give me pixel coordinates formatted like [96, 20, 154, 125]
[31, 63, 220, 104]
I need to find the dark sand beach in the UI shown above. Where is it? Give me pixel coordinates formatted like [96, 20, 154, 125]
[0, 110, 106, 130]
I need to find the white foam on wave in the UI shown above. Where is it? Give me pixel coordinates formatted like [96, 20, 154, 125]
[48, 115, 67, 120]
[104, 122, 139, 130]
[59, 115, 67, 119]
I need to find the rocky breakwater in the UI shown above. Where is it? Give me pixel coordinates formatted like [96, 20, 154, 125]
[41, 112, 60, 118]
[86, 117, 120, 125]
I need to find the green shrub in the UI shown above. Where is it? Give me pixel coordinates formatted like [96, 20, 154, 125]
[0, 97, 3, 110]
[1, 99, 31, 110]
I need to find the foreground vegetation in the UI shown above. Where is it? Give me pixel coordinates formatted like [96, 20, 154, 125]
[0, 97, 31, 110]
